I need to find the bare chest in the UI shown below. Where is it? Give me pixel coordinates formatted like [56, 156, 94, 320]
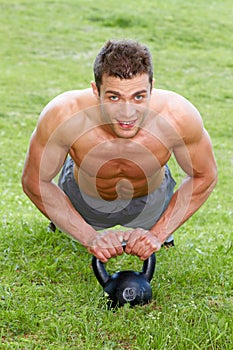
[70, 136, 171, 179]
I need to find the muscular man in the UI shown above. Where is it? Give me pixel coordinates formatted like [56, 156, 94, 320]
[22, 39, 217, 262]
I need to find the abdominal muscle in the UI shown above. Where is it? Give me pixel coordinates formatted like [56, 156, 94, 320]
[73, 163, 165, 201]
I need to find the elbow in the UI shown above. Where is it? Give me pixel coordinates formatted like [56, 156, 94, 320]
[206, 166, 218, 193]
[21, 171, 37, 198]
[213, 171, 218, 188]
[212, 163, 218, 187]
[21, 172, 31, 196]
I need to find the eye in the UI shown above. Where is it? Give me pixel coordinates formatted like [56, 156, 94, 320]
[134, 95, 144, 101]
[109, 95, 119, 101]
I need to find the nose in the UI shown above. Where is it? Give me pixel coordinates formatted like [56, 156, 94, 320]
[120, 102, 136, 119]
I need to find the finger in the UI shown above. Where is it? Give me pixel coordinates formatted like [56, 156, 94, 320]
[107, 246, 120, 258]
[116, 231, 124, 244]
[134, 239, 150, 255]
[88, 247, 111, 262]
[105, 232, 124, 254]
[139, 240, 162, 260]
[139, 247, 156, 260]
[125, 231, 147, 253]
[94, 234, 124, 258]
[139, 253, 150, 261]
[98, 256, 109, 263]
[128, 228, 147, 243]
[129, 237, 150, 256]
[122, 229, 133, 242]
[115, 245, 124, 255]
[124, 232, 138, 253]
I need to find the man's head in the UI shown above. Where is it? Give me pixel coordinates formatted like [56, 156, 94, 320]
[93, 39, 153, 94]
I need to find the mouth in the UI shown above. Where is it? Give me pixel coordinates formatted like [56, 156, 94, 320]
[116, 119, 137, 129]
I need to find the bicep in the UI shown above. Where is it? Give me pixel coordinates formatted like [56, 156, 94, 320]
[23, 130, 68, 185]
[173, 129, 217, 179]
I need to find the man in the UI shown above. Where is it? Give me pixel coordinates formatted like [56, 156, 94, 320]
[22, 39, 217, 263]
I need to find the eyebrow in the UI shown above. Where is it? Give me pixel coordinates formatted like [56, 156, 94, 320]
[133, 89, 148, 96]
[105, 89, 148, 96]
[105, 90, 121, 96]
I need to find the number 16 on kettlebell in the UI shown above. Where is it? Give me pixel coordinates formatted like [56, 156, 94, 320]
[92, 252, 156, 308]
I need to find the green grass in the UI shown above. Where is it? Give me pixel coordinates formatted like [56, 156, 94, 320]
[0, 0, 232, 349]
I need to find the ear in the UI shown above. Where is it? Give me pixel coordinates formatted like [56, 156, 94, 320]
[91, 81, 99, 99]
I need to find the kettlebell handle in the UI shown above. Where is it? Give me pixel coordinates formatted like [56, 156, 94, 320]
[92, 256, 110, 287]
[142, 252, 156, 282]
[92, 250, 156, 288]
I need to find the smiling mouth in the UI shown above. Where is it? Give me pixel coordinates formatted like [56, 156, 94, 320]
[117, 119, 137, 129]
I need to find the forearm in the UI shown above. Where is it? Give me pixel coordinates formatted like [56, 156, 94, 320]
[150, 175, 217, 243]
[22, 180, 97, 246]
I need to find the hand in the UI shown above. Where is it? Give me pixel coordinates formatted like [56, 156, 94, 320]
[123, 228, 162, 260]
[87, 230, 124, 263]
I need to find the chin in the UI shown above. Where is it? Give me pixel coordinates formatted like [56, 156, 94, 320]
[114, 127, 139, 138]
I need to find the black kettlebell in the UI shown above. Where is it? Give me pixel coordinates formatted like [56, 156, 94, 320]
[92, 251, 156, 308]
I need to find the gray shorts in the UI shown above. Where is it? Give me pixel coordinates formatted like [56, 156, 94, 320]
[58, 158, 176, 231]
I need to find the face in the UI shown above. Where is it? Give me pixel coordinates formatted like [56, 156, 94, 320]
[92, 74, 153, 138]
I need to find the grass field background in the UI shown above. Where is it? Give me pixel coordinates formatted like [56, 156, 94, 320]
[0, 0, 232, 349]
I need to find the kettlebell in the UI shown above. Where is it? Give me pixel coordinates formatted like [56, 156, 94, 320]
[92, 251, 156, 308]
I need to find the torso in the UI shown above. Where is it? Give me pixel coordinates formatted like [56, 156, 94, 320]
[71, 133, 169, 200]
[48, 88, 183, 200]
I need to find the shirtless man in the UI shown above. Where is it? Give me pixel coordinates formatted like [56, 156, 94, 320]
[22, 39, 217, 263]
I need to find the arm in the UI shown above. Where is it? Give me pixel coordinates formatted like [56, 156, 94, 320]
[125, 102, 217, 259]
[22, 123, 97, 247]
[150, 128, 217, 241]
[22, 102, 123, 262]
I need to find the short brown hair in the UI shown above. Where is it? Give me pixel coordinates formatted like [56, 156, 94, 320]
[94, 39, 153, 93]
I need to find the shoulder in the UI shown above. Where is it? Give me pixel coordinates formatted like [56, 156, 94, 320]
[34, 88, 99, 146]
[39, 88, 97, 123]
[151, 89, 204, 145]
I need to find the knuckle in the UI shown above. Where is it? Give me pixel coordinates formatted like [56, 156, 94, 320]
[89, 247, 96, 254]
